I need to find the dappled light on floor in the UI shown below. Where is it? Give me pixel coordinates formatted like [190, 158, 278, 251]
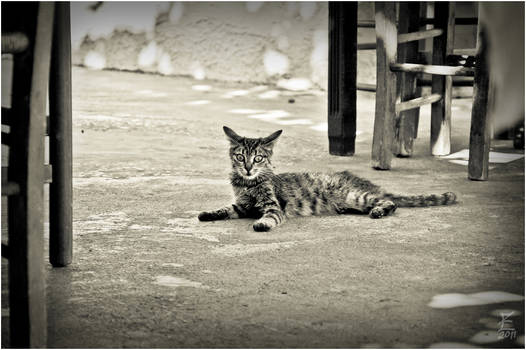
[428, 291, 524, 308]
[154, 276, 209, 289]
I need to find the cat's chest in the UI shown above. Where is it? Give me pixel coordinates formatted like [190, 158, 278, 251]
[233, 184, 273, 202]
[234, 186, 258, 199]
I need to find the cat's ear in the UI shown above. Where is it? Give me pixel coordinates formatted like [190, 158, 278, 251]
[262, 129, 282, 146]
[223, 126, 243, 144]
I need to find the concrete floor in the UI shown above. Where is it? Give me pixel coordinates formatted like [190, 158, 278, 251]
[2, 67, 524, 348]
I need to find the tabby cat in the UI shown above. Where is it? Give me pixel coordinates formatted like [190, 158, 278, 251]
[198, 126, 457, 232]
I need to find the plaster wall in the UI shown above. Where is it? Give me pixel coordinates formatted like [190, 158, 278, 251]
[71, 2, 476, 90]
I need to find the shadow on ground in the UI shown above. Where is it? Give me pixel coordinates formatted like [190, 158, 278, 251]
[2, 68, 524, 348]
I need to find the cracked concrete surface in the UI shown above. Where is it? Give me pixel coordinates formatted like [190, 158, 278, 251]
[2, 67, 524, 348]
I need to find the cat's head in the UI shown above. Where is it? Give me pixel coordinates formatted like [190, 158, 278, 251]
[223, 126, 282, 180]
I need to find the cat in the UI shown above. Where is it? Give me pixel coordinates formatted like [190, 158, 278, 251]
[198, 126, 457, 232]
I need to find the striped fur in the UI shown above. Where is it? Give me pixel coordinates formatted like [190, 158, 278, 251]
[198, 127, 457, 231]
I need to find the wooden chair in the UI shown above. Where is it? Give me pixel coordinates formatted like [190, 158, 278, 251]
[373, 2, 490, 180]
[1, 2, 73, 346]
[328, 2, 491, 180]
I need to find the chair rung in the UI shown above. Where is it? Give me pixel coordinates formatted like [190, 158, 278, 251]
[421, 17, 478, 26]
[357, 83, 376, 92]
[396, 93, 443, 113]
[2, 181, 20, 196]
[417, 77, 474, 87]
[358, 42, 377, 50]
[398, 29, 444, 44]
[1, 32, 30, 54]
[358, 29, 445, 51]
[453, 48, 477, 56]
[390, 63, 475, 76]
[357, 21, 376, 28]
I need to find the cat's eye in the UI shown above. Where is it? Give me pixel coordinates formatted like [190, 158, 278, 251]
[254, 155, 264, 163]
[235, 154, 245, 162]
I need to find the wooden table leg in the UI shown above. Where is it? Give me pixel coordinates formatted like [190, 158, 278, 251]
[49, 2, 73, 267]
[328, 2, 357, 156]
[394, 2, 420, 157]
[372, 2, 397, 169]
[468, 17, 491, 181]
[430, 2, 455, 156]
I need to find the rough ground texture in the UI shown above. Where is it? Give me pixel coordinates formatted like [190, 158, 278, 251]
[2, 68, 524, 348]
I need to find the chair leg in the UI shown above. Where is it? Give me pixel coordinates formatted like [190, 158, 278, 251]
[468, 18, 491, 181]
[394, 2, 421, 157]
[372, 2, 397, 170]
[49, 1, 73, 267]
[328, 2, 357, 156]
[7, 3, 55, 347]
[430, 2, 455, 156]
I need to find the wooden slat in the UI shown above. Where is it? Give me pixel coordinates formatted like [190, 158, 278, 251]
[356, 83, 474, 96]
[359, 20, 404, 28]
[1, 32, 30, 54]
[357, 42, 376, 50]
[394, 2, 422, 157]
[430, 3, 455, 156]
[372, 2, 397, 170]
[357, 82, 376, 92]
[421, 17, 478, 26]
[417, 76, 474, 87]
[453, 48, 477, 56]
[357, 29, 444, 51]
[2, 181, 20, 196]
[6, 3, 54, 347]
[397, 28, 443, 44]
[396, 93, 442, 113]
[468, 17, 491, 180]
[390, 63, 475, 76]
[49, 2, 73, 267]
[357, 20, 376, 28]
[328, 2, 357, 156]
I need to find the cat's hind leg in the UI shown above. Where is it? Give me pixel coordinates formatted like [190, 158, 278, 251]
[198, 204, 243, 221]
[345, 191, 397, 218]
[368, 199, 397, 219]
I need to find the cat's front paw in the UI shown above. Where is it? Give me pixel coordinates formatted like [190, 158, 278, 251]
[198, 211, 215, 221]
[253, 220, 273, 232]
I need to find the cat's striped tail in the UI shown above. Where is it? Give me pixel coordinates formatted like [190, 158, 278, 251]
[384, 192, 457, 207]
